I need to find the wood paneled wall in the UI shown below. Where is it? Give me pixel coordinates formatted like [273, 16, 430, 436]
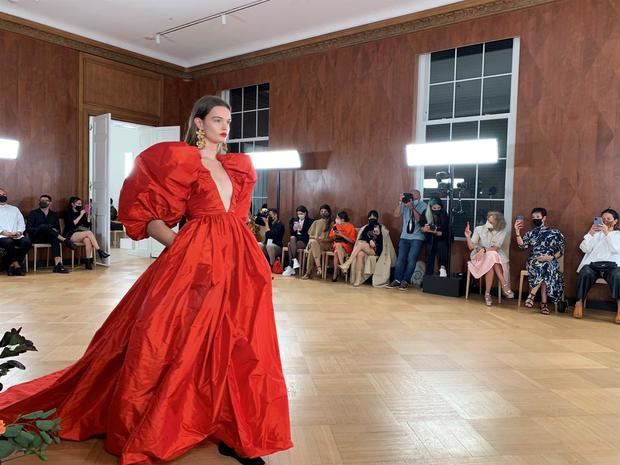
[0, 29, 187, 214]
[183, 0, 620, 297]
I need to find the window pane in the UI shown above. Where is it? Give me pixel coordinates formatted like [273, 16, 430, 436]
[230, 88, 243, 112]
[429, 83, 454, 120]
[451, 121, 478, 140]
[452, 199, 474, 238]
[258, 83, 270, 109]
[477, 159, 506, 199]
[257, 109, 269, 137]
[243, 86, 257, 111]
[242, 111, 257, 138]
[255, 140, 269, 151]
[430, 49, 455, 84]
[241, 141, 255, 152]
[426, 124, 450, 142]
[480, 119, 508, 158]
[456, 44, 483, 80]
[482, 76, 511, 115]
[454, 79, 481, 117]
[452, 165, 476, 198]
[475, 200, 505, 227]
[228, 142, 240, 153]
[423, 165, 449, 199]
[484, 39, 513, 76]
[230, 113, 242, 139]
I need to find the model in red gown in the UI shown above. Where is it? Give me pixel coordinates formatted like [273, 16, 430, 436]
[0, 140, 293, 464]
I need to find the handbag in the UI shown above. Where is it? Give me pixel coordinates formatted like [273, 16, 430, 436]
[271, 257, 283, 274]
[589, 261, 617, 273]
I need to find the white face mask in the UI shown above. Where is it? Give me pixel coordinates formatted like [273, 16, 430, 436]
[297, 214, 305, 221]
[485, 221, 494, 230]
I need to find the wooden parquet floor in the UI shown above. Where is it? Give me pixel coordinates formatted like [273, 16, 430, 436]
[1, 250, 620, 465]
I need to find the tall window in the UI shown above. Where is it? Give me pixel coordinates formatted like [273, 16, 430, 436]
[416, 38, 519, 237]
[223, 83, 270, 212]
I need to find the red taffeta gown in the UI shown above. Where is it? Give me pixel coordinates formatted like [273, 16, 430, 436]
[0, 142, 293, 464]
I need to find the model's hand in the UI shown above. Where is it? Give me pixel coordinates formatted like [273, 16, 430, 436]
[536, 254, 553, 262]
[514, 220, 523, 234]
[464, 222, 471, 238]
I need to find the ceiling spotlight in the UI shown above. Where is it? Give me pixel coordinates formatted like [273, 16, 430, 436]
[221, 14, 227, 25]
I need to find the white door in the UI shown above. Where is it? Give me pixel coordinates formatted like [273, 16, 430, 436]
[91, 113, 112, 266]
[134, 126, 181, 258]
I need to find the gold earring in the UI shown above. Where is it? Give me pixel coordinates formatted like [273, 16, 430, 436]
[196, 128, 206, 149]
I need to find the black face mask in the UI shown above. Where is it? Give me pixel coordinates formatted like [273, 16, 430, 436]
[39, 201, 50, 209]
[75, 205, 83, 212]
[0, 195, 7, 203]
[532, 219, 543, 227]
[368, 218, 378, 227]
[320, 212, 330, 219]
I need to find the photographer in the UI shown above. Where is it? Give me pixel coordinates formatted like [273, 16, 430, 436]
[387, 189, 427, 291]
[254, 204, 270, 227]
[259, 208, 284, 266]
[572, 208, 620, 323]
[419, 198, 449, 277]
[328, 211, 357, 282]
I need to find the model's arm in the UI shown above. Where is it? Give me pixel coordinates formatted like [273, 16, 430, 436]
[147, 220, 176, 247]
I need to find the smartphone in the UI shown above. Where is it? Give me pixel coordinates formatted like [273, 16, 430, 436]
[516, 215, 524, 222]
[594, 216, 603, 226]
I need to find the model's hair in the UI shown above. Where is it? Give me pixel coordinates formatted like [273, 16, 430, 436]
[269, 208, 279, 216]
[367, 210, 379, 219]
[487, 211, 506, 231]
[40, 194, 52, 201]
[531, 207, 547, 217]
[319, 204, 331, 214]
[425, 197, 443, 224]
[337, 211, 349, 222]
[602, 208, 619, 229]
[184, 95, 231, 151]
[69, 196, 81, 205]
[295, 205, 308, 215]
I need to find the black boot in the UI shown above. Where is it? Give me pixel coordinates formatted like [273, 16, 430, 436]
[97, 249, 110, 259]
[218, 442, 265, 465]
[85, 258, 93, 270]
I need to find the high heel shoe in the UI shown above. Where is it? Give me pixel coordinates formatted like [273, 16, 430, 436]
[218, 442, 265, 465]
[501, 284, 515, 299]
[97, 249, 110, 259]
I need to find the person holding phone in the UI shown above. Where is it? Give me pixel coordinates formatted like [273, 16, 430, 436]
[63, 196, 110, 269]
[301, 204, 333, 279]
[419, 198, 450, 277]
[515, 207, 565, 314]
[327, 210, 357, 282]
[465, 211, 513, 306]
[282, 205, 313, 276]
[573, 208, 620, 323]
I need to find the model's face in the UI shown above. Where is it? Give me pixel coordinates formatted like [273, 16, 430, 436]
[320, 208, 330, 218]
[602, 212, 617, 228]
[0, 188, 6, 203]
[368, 216, 378, 223]
[73, 200, 82, 209]
[39, 197, 51, 208]
[297, 212, 306, 220]
[268, 211, 277, 222]
[195, 106, 231, 145]
[487, 215, 496, 228]
[431, 205, 442, 212]
[412, 191, 421, 201]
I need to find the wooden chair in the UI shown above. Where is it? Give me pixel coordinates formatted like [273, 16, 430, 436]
[70, 242, 97, 269]
[583, 277, 607, 310]
[31, 244, 52, 273]
[321, 250, 350, 280]
[465, 267, 502, 303]
[111, 229, 126, 248]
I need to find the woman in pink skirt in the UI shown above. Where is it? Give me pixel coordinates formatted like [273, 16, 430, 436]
[465, 211, 514, 306]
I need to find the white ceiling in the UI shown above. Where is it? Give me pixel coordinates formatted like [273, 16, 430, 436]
[1, 0, 463, 68]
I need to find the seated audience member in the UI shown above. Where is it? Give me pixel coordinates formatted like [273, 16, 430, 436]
[110, 198, 124, 231]
[387, 190, 427, 291]
[419, 198, 450, 277]
[327, 211, 357, 282]
[259, 208, 284, 266]
[26, 194, 76, 274]
[466, 211, 514, 306]
[0, 187, 31, 276]
[283, 206, 313, 276]
[573, 208, 620, 324]
[515, 207, 565, 314]
[340, 210, 396, 287]
[302, 204, 334, 279]
[64, 196, 110, 270]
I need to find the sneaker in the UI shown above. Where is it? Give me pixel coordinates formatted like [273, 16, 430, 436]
[386, 280, 401, 289]
[282, 266, 295, 277]
[439, 267, 447, 278]
[399, 281, 410, 291]
[292, 258, 300, 270]
[53, 263, 69, 274]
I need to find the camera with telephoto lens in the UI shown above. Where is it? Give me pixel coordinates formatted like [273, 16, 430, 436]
[402, 193, 414, 204]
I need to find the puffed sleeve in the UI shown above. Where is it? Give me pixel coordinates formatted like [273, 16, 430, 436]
[118, 142, 201, 240]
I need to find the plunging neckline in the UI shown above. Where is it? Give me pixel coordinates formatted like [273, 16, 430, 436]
[194, 149, 233, 213]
